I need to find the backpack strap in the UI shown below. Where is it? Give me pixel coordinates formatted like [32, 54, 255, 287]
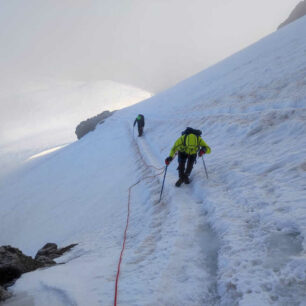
[183, 134, 187, 146]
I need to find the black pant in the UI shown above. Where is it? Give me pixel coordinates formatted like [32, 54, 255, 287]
[138, 125, 144, 136]
[177, 152, 197, 178]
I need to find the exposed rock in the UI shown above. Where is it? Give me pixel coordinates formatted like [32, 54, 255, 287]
[0, 245, 41, 303]
[35, 243, 78, 261]
[34, 255, 56, 266]
[0, 246, 41, 285]
[75, 110, 115, 139]
[278, 0, 306, 29]
[34, 243, 58, 259]
[0, 266, 21, 286]
[0, 285, 12, 302]
[0, 243, 77, 303]
[55, 243, 78, 257]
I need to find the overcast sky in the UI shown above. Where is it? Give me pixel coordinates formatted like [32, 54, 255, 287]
[0, 0, 301, 92]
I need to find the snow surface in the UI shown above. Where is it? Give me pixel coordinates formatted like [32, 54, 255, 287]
[1, 16, 306, 306]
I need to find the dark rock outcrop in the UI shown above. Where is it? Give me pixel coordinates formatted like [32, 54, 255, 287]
[278, 0, 306, 29]
[0, 243, 77, 302]
[35, 243, 78, 261]
[75, 110, 115, 139]
[0, 246, 41, 286]
[0, 285, 12, 301]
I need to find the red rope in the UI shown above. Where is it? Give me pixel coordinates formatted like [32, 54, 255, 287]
[114, 183, 133, 306]
[114, 170, 164, 306]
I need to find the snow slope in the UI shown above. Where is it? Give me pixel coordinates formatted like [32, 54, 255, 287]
[1, 16, 306, 306]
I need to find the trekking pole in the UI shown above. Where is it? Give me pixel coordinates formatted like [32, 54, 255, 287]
[159, 165, 168, 202]
[201, 156, 209, 179]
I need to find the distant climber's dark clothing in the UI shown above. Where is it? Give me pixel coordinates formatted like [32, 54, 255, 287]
[133, 114, 145, 127]
[133, 114, 145, 136]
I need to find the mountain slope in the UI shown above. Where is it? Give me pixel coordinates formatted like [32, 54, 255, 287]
[1, 17, 306, 306]
[278, 0, 306, 29]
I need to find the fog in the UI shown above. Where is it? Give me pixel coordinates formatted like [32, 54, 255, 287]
[0, 0, 300, 148]
[0, 0, 301, 179]
[0, 80, 151, 143]
[0, 0, 300, 93]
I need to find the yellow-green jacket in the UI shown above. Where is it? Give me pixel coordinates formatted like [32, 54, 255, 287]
[169, 134, 211, 158]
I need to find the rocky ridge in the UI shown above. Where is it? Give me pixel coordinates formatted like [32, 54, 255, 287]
[278, 0, 306, 29]
[0, 243, 77, 302]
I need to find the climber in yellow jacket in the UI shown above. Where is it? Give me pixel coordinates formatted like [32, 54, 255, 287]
[165, 127, 211, 187]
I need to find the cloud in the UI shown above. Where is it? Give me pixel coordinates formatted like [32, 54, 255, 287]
[0, 0, 301, 93]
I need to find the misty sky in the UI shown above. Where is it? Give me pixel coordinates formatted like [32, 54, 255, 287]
[0, 0, 300, 93]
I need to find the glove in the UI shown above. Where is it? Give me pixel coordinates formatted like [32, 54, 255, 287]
[165, 156, 173, 165]
[198, 147, 206, 157]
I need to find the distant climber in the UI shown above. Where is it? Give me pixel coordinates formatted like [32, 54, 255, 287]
[165, 127, 211, 187]
[133, 114, 145, 137]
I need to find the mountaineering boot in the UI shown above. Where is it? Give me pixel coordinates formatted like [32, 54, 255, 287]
[183, 175, 190, 184]
[175, 177, 184, 187]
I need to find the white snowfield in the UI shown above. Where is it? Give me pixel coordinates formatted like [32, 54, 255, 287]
[1, 17, 306, 306]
